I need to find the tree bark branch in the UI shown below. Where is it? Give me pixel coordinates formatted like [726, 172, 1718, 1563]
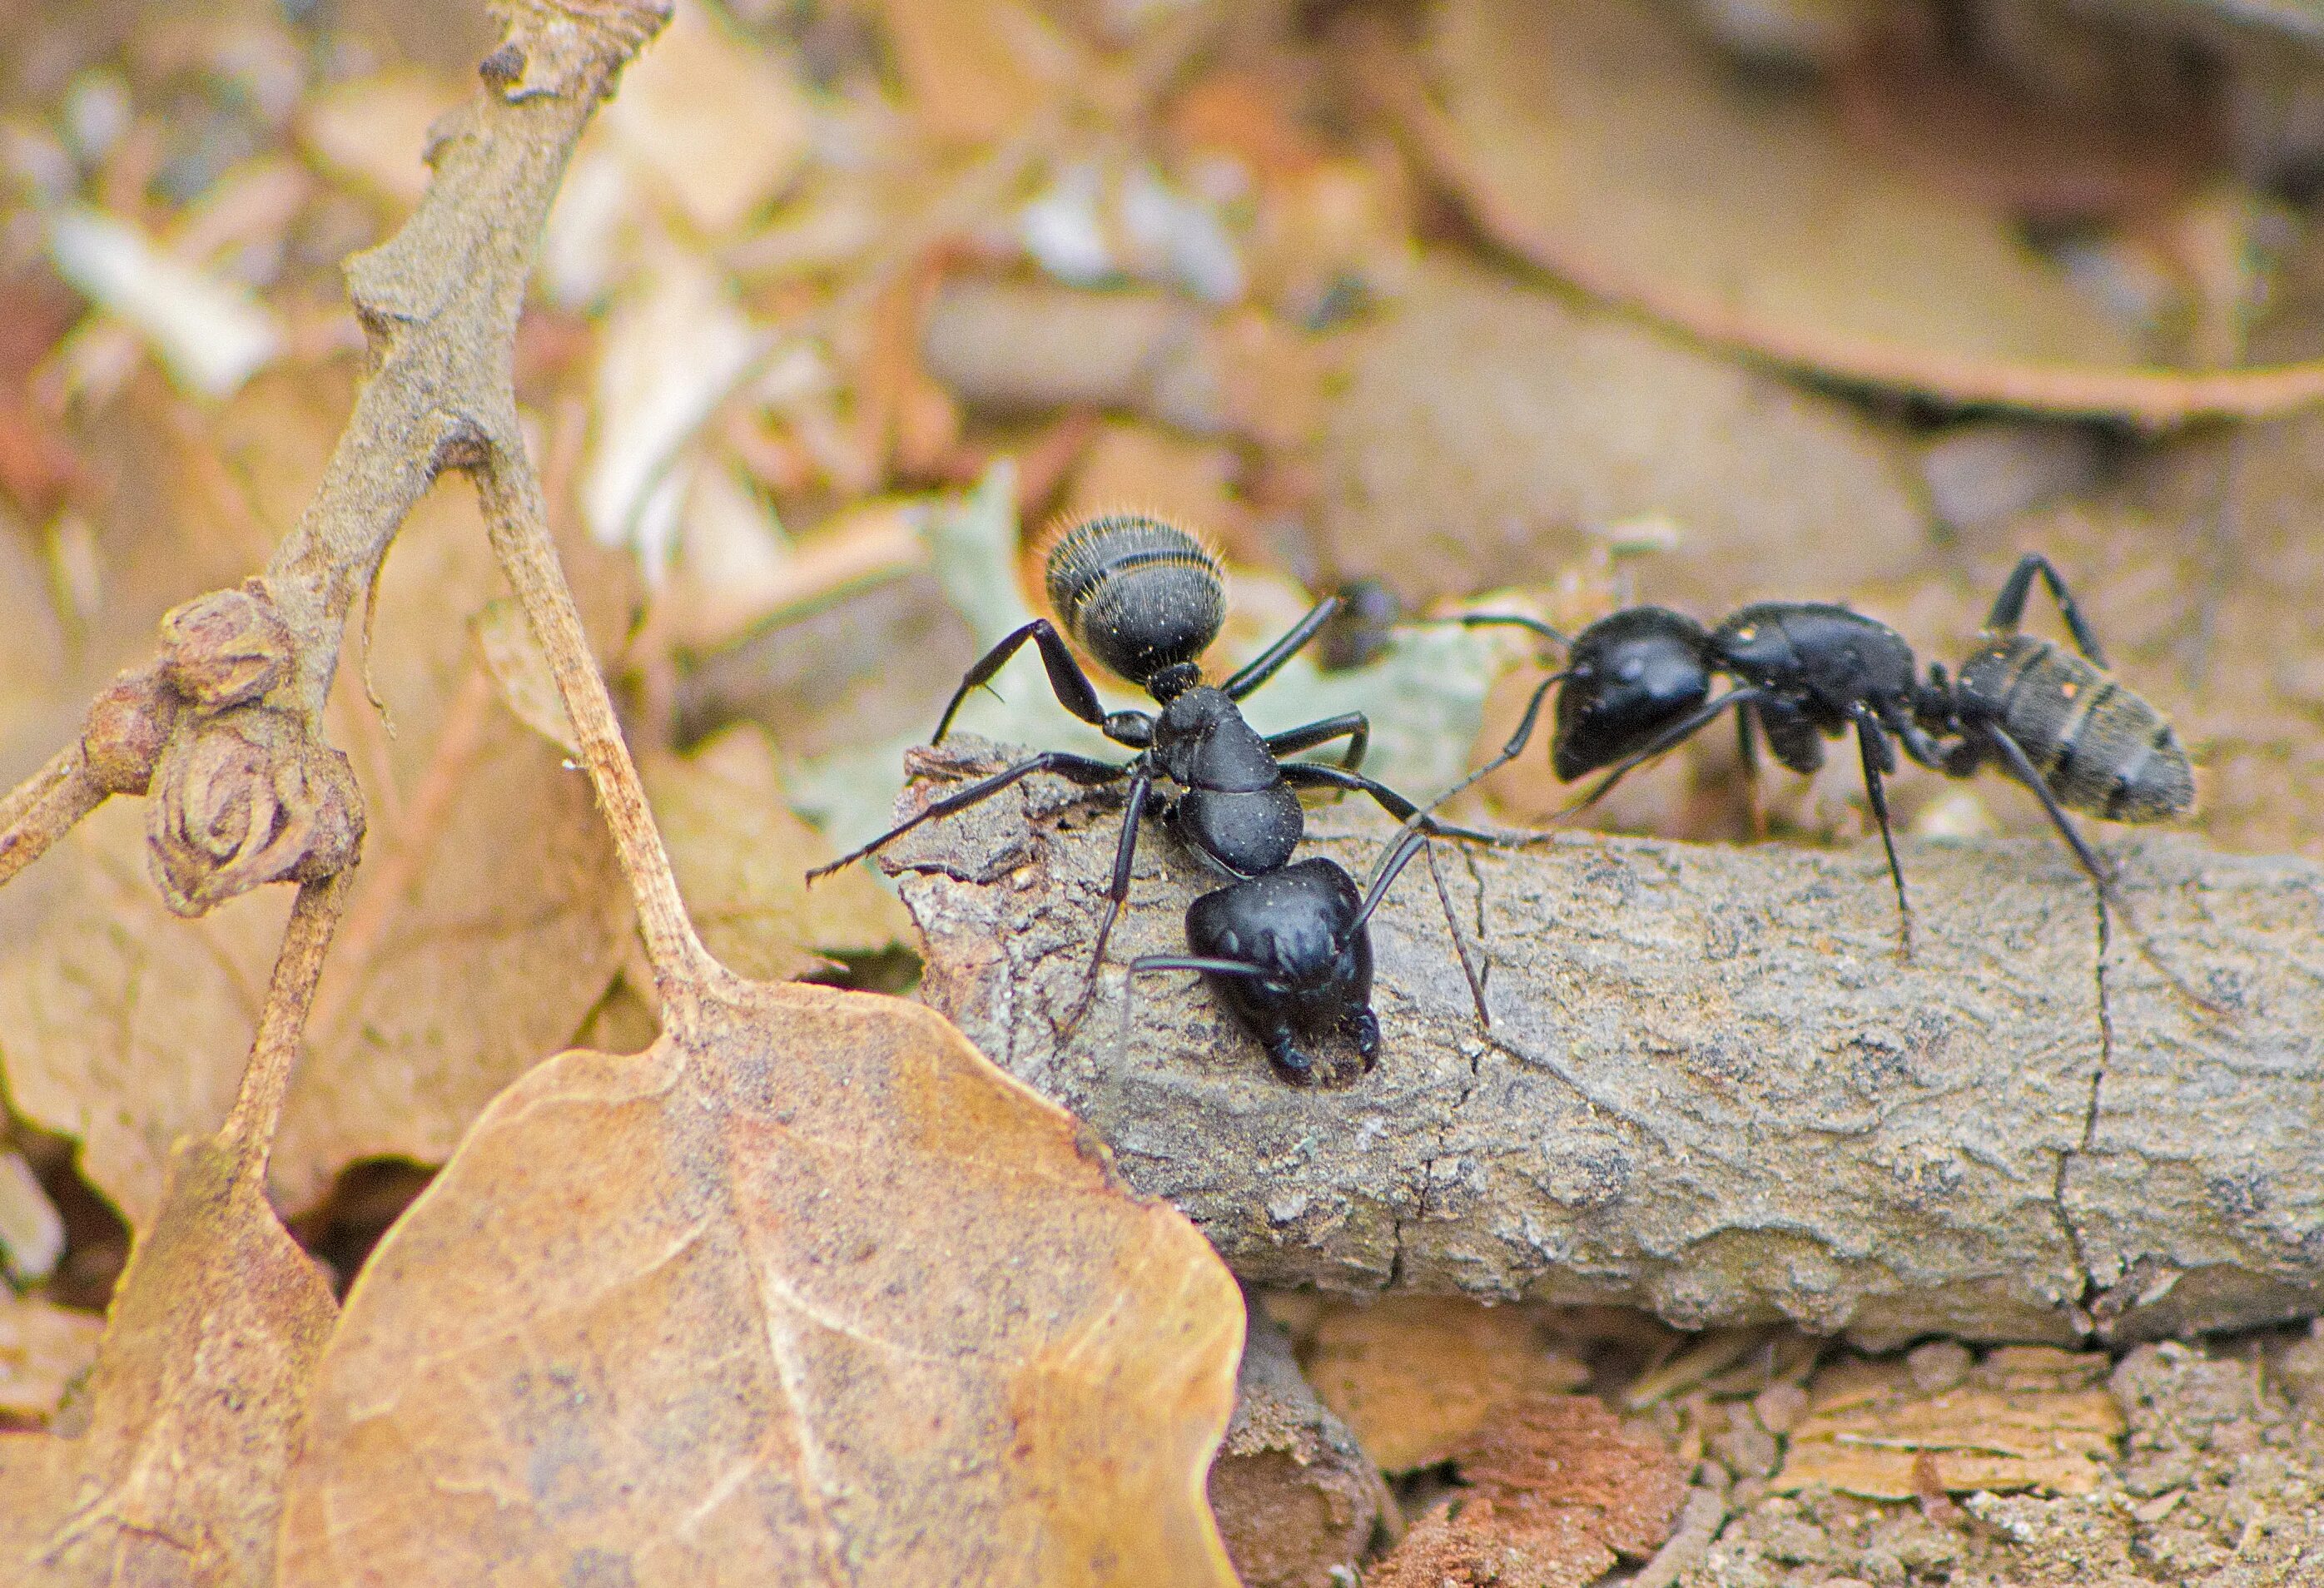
[890, 742, 2324, 1347]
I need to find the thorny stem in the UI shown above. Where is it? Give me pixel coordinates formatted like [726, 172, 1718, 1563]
[0, 744, 105, 890]
[222, 868, 355, 1182]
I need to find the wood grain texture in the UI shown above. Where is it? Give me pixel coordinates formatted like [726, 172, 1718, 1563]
[890, 741, 2324, 1347]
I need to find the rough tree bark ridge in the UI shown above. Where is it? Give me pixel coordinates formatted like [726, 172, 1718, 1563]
[892, 742, 2324, 1347]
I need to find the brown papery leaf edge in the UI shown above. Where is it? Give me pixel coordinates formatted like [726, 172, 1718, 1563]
[1348, 19, 2324, 427]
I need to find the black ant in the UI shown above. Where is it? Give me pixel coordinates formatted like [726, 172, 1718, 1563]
[1123, 823, 1463, 1084]
[807, 513, 1492, 1017]
[1425, 554, 2194, 948]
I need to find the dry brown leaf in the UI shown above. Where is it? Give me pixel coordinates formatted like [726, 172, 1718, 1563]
[878, 0, 1060, 145]
[1776, 1347, 2124, 1498]
[603, 0, 811, 235]
[643, 723, 907, 980]
[0, 1293, 102, 1422]
[0, 1133, 336, 1581]
[1368, 1393, 1689, 1588]
[1060, 421, 1247, 549]
[0, 464, 629, 1228]
[1299, 1296, 1590, 1471]
[1319, 259, 1932, 613]
[1403, 0, 2324, 420]
[279, 978, 1243, 1585]
[298, 70, 467, 210]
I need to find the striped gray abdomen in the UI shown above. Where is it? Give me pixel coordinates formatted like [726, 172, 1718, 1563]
[1957, 635, 2194, 823]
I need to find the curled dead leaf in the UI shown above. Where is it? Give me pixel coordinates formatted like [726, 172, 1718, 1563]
[281, 978, 1244, 1586]
[1392, 0, 2324, 421]
[146, 709, 364, 916]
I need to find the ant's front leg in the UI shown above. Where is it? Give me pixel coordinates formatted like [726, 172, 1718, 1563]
[1060, 767, 1156, 1032]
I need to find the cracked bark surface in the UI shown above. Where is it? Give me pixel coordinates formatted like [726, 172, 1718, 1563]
[887, 742, 2324, 1347]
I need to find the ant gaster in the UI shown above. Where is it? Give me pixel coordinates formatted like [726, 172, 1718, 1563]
[807, 513, 1490, 1015]
[1431, 554, 2193, 945]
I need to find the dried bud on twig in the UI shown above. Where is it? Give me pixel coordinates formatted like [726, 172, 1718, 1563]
[80, 666, 179, 796]
[148, 710, 364, 916]
[159, 581, 295, 711]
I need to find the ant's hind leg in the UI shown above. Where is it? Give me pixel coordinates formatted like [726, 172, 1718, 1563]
[1978, 726, 2116, 891]
[933, 619, 1119, 742]
[1224, 596, 1340, 700]
[1278, 763, 1503, 844]
[1987, 553, 2108, 667]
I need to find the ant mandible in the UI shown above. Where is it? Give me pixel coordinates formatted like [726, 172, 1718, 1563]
[1423, 554, 2193, 948]
[807, 512, 1493, 1015]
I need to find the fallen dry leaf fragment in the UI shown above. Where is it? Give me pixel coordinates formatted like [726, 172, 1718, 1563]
[1394, 0, 2324, 421]
[1775, 1346, 2125, 1498]
[643, 723, 907, 980]
[1368, 1392, 1689, 1588]
[1318, 259, 1931, 614]
[0, 876, 345, 1585]
[279, 977, 1244, 1586]
[603, 0, 810, 236]
[0, 1292, 102, 1422]
[1299, 1296, 1591, 1471]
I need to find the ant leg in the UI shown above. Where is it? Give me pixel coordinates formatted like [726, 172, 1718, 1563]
[1353, 824, 1490, 1029]
[1062, 769, 1155, 1031]
[1976, 725, 2116, 891]
[1737, 701, 1765, 840]
[1421, 839, 1491, 1031]
[1224, 596, 1341, 700]
[1986, 553, 2108, 667]
[1279, 763, 1502, 844]
[806, 751, 1128, 881]
[1848, 706, 1912, 954]
[1557, 687, 1767, 821]
[934, 619, 1145, 744]
[1266, 712, 1369, 771]
[1393, 670, 1567, 841]
[1120, 955, 1307, 1077]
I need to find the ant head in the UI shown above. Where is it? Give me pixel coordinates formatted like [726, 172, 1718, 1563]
[1044, 513, 1225, 695]
[1552, 606, 1713, 781]
[1184, 858, 1372, 1005]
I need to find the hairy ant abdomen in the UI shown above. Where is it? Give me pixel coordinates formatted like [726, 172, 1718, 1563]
[1954, 634, 2194, 824]
[1045, 513, 1225, 694]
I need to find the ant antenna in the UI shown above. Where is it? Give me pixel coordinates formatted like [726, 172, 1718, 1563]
[1433, 612, 1572, 648]
[1355, 825, 1492, 1028]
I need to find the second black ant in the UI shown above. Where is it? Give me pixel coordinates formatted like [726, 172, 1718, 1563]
[1424, 553, 2195, 950]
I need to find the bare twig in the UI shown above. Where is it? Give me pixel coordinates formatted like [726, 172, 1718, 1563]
[895, 747, 2324, 1345]
[1631, 1486, 1727, 1588]
[0, 743, 105, 890]
[222, 870, 355, 1180]
[0, 0, 672, 924]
